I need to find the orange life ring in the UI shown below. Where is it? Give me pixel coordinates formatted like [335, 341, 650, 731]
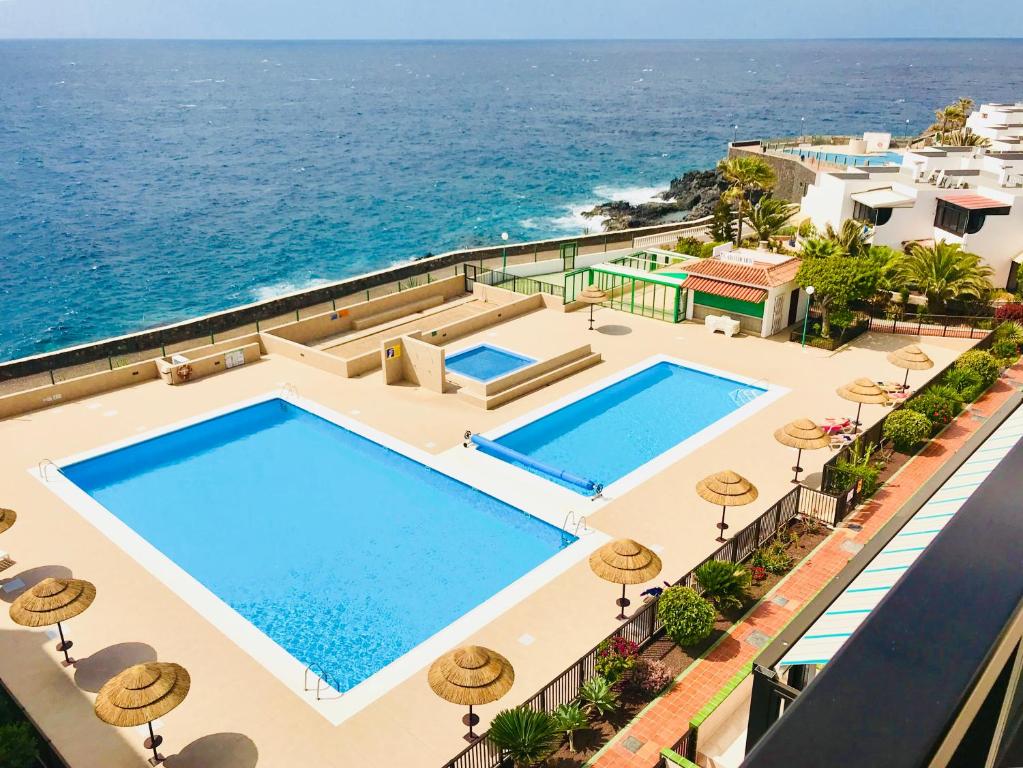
[176, 364, 193, 382]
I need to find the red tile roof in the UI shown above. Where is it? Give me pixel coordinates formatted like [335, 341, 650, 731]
[938, 192, 1012, 211]
[680, 276, 768, 303]
[682, 256, 801, 288]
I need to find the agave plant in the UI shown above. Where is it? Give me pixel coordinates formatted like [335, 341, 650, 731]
[553, 702, 589, 753]
[937, 127, 991, 147]
[578, 675, 619, 719]
[694, 560, 752, 611]
[487, 706, 560, 768]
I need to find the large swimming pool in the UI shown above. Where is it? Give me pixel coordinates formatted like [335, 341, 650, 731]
[478, 359, 772, 494]
[60, 399, 574, 694]
[783, 147, 904, 167]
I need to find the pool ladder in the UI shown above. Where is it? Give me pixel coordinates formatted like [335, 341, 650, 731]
[729, 379, 768, 407]
[278, 382, 299, 400]
[37, 459, 60, 482]
[304, 661, 342, 701]
[562, 510, 592, 536]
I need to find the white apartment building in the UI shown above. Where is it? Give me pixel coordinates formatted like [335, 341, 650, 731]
[799, 103, 1023, 292]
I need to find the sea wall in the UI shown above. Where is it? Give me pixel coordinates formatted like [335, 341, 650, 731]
[727, 142, 817, 203]
[0, 222, 686, 387]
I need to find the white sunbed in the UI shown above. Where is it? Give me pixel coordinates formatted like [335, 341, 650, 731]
[705, 314, 741, 338]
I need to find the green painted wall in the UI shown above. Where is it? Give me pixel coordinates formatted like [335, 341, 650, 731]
[693, 290, 765, 318]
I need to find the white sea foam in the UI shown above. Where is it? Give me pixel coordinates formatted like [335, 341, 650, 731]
[250, 278, 331, 303]
[522, 182, 668, 235]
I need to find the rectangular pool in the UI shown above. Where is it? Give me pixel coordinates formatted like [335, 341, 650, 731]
[446, 343, 535, 381]
[60, 399, 574, 697]
[479, 359, 775, 495]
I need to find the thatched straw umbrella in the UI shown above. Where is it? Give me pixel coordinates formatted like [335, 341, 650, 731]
[9, 577, 96, 667]
[95, 662, 190, 765]
[697, 471, 759, 543]
[887, 344, 934, 389]
[0, 509, 16, 573]
[428, 645, 514, 742]
[774, 419, 831, 484]
[837, 378, 889, 429]
[577, 285, 608, 331]
[588, 538, 663, 620]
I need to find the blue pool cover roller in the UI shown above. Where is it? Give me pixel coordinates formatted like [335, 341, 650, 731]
[470, 434, 600, 493]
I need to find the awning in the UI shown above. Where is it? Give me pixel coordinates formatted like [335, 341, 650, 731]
[681, 276, 767, 304]
[778, 404, 1023, 668]
[1013, 252, 1023, 265]
[850, 188, 915, 209]
[937, 192, 1012, 212]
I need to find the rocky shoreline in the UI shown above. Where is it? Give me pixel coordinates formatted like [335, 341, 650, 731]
[583, 168, 727, 231]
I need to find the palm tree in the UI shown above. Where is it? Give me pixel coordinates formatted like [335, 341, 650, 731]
[799, 237, 846, 259]
[488, 707, 561, 768]
[955, 97, 975, 121]
[824, 219, 871, 258]
[748, 196, 798, 242]
[899, 241, 994, 314]
[933, 104, 964, 137]
[717, 156, 776, 246]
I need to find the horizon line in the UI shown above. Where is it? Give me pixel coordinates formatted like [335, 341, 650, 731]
[2, 35, 1023, 43]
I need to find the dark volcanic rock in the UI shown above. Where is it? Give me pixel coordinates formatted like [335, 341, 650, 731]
[584, 168, 728, 232]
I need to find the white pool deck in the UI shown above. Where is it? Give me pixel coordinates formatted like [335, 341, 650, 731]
[0, 300, 975, 768]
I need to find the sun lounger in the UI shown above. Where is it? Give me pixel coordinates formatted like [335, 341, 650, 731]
[821, 417, 854, 435]
[0, 550, 13, 573]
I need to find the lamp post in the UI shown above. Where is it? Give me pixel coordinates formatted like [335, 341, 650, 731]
[800, 286, 815, 350]
[500, 232, 509, 270]
[800, 116, 805, 144]
[733, 124, 738, 144]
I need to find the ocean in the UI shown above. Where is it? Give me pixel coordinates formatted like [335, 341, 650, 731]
[2, 38, 1022, 361]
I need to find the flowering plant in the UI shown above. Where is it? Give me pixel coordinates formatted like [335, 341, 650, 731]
[595, 636, 639, 684]
[750, 565, 768, 583]
[631, 659, 674, 696]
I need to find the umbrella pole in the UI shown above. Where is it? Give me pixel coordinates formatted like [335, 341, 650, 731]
[716, 505, 729, 543]
[588, 304, 595, 331]
[144, 720, 164, 765]
[615, 583, 631, 621]
[463, 704, 480, 742]
[903, 368, 910, 389]
[55, 621, 73, 666]
[854, 402, 863, 430]
[792, 447, 803, 484]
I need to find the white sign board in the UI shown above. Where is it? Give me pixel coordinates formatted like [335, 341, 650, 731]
[864, 132, 892, 151]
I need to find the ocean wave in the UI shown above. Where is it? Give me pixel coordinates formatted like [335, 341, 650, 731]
[520, 181, 668, 235]
[250, 278, 331, 303]
[592, 184, 666, 206]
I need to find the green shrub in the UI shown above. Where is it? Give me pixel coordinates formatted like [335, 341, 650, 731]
[883, 409, 932, 453]
[578, 675, 619, 719]
[0, 722, 38, 768]
[488, 707, 560, 768]
[694, 560, 751, 611]
[954, 350, 1000, 388]
[941, 368, 984, 402]
[906, 391, 957, 432]
[990, 338, 1019, 363]
[657, 586, 716, 647]
[797, 219, 817, 238]
[927, 385, 964, 415]
[751, 538, 794, 575]
[552, 703, 588, 753]
[594, 636, 639, 685]
[699, 241, 725, 259]
[674, 236, 702, 257]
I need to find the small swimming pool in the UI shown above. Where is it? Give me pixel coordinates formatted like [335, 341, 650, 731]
[477, 358, 778, 495]
[447, 344, 535, 381]
[784, 148, 904, 167]
[60, 399, 573, 697]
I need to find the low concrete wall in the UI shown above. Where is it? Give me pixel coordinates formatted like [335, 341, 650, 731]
[166, 343, 261, 385]
[0, 223, 689, 383]
[268, 275, 465, 345]
[419, 295, 543, 346]
[0, 361, 159, 419]
[259, 333, 350, 378]
[483, 344, 593, 396]
[382, 332, 445, 393]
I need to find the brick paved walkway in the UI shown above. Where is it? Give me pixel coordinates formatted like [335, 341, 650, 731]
[589, 365, 1023, 768]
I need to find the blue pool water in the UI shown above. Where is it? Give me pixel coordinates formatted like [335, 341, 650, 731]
[487, 362, 765, 493]
[62, 399, 573, 691]
[783, 148, 904, 167]
[446, 344, 535, 381]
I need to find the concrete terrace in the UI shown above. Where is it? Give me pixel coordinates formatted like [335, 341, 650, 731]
[0, 293, 974, 767]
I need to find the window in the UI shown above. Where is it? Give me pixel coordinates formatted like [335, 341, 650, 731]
[852, 202, 892, 226]
[934, 200, 970, 236]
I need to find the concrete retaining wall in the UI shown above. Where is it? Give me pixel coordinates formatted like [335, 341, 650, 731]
[728, 144, 816, 203]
